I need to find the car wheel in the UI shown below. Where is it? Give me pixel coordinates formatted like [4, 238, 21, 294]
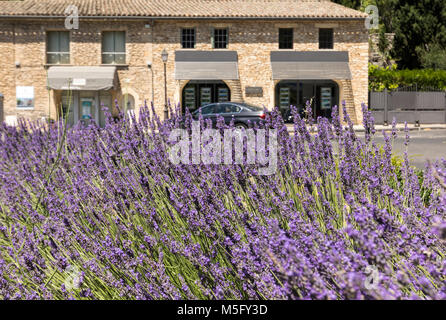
[234, 123, 248, 129]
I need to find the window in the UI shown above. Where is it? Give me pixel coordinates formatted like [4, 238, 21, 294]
[214, 104, 225, 114]
[279, 28, 293, 49]
[47, 31, 70, 64]
[181, 28, 196, 49]
[182, 81, 231, 113]
[200, 104, 215, 114]
[213, 28, 228, 49]
[230, 105, 241, 113]
[102, 31, 126, 64]
[220, 103, 241, 113]
[319, 28, 334, 49]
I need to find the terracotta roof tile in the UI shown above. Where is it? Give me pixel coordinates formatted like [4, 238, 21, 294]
[0, 0, 368, 18]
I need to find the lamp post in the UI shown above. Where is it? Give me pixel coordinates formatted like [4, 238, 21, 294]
[161, 49, 169, 120]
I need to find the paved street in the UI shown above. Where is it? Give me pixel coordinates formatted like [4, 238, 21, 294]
[287, 125, 446, 170]
[357, 129, 446, 169]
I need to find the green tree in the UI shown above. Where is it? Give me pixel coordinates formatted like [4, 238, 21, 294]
[391, 0, 446, 69]
[416, 43, 446, 70]
[334, 0, 446, 70]
[332, 0, 362, 9]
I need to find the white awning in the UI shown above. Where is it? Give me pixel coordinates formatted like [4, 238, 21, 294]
[271, 51, 352, 80]
[47, 66, 116, 90]
[175, 51, 239, 80]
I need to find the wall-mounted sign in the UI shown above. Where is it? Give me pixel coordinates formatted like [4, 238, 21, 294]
[245, 86, 263, 96]
[16, 86, 34, 108]
[72, 78, 86, 86]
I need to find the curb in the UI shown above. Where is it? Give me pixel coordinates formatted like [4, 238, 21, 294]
[285, 124, 446, 133]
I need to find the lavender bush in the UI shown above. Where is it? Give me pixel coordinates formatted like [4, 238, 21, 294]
[0, 101, 445, 300]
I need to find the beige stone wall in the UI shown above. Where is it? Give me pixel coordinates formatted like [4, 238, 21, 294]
[0, 20, 153, 123]
[151, 19, 368, 123]
[0, 18, 368, 124]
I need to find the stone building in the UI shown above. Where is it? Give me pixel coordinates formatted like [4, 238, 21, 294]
[0, 0, 369, 125]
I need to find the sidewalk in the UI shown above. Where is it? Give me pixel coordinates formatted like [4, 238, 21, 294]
[285, 123, 446, 133]
[354, 123, 446, 132]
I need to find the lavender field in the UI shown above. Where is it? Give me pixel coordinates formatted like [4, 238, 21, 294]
[0, 102, 445, 300]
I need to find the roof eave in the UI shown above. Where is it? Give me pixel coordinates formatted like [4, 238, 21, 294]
[0, 15, 367, 21]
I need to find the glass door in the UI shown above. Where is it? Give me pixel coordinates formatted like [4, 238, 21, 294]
[79, 91, 98, 125]
[99, 92, 112, 127]
[299, 82, 316, 118]
[61, 92, 75, 126]
[318, 86, 333, 119]
[200, 87, 212, 107]
[184, 86, 196, 111]
[279, 87, 291, 113]
[81, 98, 93, 119]
[217, 87, 229, 102]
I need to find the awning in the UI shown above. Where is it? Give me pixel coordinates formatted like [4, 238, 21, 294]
[271, 51, 352, 80]
[47, 66, 116, 90]
[175, 51, 239, 80]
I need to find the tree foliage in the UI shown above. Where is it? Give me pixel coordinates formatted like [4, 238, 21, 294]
[334, 0, 446, 70]
[332, 0, 362, 9]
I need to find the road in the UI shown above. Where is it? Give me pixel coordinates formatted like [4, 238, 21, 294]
[357, 129, 446, 169]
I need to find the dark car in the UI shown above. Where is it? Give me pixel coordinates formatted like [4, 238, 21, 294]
[186, 102, 267, 128]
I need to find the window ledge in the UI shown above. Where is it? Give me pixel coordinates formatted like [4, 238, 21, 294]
[44, 64, 73, 68]
[101, 64, 129, 67]
[16, 107, 34, 110]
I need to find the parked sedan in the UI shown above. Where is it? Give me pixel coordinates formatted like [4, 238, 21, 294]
[187, 102, 267, 128]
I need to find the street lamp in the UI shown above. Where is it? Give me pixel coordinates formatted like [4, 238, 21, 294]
[161, 49, 169, 120]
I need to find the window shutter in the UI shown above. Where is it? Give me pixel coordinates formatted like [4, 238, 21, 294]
[115, 31, 125, 53]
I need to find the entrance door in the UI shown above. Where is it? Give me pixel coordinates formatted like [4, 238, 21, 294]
[276, 80, 338, 120]
[79, 91, 98, 125]
[182, 81, 231, 113]
[316, 86, 334, 119]
[200, 87, 212, 106]
[61, 91, 104, 126]
[81, 98, 94, 123]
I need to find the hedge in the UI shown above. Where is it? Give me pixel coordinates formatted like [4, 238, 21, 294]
[369, 64, 446, 91]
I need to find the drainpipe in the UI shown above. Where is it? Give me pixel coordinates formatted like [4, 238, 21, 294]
[0, 93, 4, 123]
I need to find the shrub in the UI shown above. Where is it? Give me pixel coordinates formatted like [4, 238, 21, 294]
[369, 64, 446, 91]
[0, 103, 445, 300]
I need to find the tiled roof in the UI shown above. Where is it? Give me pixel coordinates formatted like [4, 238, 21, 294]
[0, 0, 367, 19]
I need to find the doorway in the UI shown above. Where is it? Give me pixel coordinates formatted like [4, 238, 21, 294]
[275, 80, 339, 120]
[182, 80, 231, 113]
[60, 90, 112, 127]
